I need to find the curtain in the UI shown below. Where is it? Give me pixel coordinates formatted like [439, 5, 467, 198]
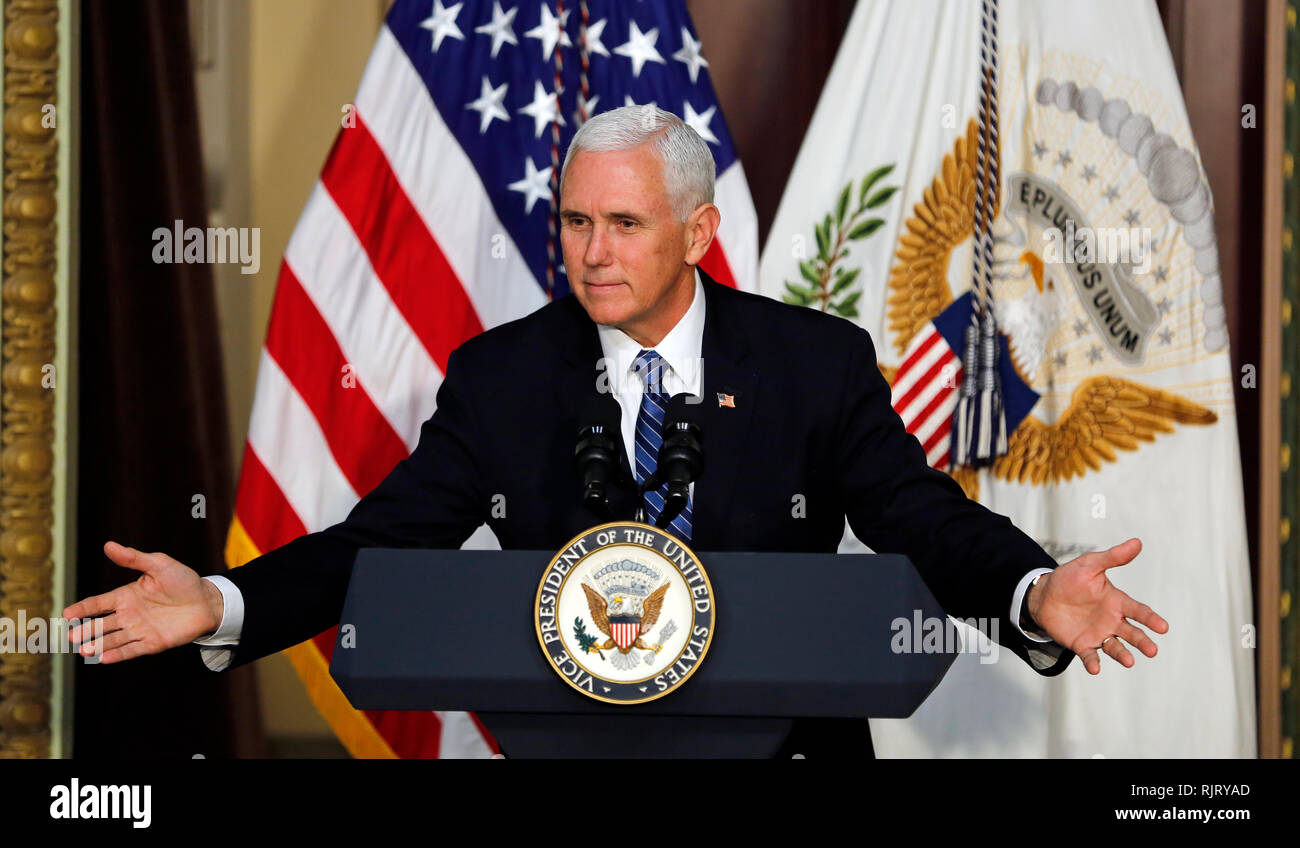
[75, 0, 266, 758]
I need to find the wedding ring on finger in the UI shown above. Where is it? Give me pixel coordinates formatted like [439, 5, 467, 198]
[1099, 636, 1116, 649]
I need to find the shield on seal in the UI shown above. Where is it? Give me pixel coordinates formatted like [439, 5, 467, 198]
[608, 615, 639, 651]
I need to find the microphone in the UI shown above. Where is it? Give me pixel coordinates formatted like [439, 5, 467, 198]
[575, 394, 622, 519]
[652, 393, 704, 529]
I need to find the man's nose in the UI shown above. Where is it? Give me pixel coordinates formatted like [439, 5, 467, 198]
[584, 223, 612, 266]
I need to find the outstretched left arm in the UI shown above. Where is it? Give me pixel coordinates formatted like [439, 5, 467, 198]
[834, 325, 1071, 674]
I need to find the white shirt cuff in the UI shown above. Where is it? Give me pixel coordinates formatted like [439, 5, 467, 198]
[1010, 567, 1054, 643]
[194, 575, 244, 672]
[193, 575, 244, 645]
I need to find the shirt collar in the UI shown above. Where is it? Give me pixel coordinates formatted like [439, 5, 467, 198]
[596, 267, 706, 389]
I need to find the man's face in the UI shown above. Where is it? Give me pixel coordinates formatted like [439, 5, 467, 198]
[559, 145, 696, 342]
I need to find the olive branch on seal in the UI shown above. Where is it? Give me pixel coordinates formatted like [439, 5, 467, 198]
[573, 617, 603, 659]
[782, 164, 898, 318]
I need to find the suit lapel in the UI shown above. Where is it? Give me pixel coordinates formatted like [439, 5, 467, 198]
[556, 295, 638, 510]
[689, 269, 758, 551]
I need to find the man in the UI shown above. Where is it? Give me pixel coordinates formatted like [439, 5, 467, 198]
[65, 106, 1167, 756]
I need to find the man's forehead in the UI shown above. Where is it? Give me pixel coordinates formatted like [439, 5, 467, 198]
[561, 146, 669, 210]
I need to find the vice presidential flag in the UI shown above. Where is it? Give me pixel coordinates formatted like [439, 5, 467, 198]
[224, 0, 757, 758]
[760, 0, 1254, 756]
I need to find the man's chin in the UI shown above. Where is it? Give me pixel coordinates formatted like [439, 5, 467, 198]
[587, 309, 629, 327]
[575, 293, 633, 326]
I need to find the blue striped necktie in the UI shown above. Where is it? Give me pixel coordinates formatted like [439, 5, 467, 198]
[632, 349, 692, 541]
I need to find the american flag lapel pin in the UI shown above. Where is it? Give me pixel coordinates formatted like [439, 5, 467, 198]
[717, 392, 735, 408]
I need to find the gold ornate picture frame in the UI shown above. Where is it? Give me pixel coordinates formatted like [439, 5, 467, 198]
[0, 0, 75, 759]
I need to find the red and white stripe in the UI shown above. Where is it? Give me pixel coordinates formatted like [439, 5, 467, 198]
[710, 161, 760, 291]
[231, 22, 759, 758]
[890, 324, 962, 470]
[612, 622, 639, 651]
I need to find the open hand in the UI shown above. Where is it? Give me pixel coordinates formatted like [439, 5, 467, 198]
[61, 541, 223, 663]
[1027, 537, 1169, 675]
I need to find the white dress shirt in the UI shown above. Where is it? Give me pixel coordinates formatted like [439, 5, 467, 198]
[195, 266, 1056, 671]
[596, 267, 707, 509]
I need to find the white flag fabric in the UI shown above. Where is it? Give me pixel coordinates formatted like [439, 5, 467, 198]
[760, 0, 1255, 756]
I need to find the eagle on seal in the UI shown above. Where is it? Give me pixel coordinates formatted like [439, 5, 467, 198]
[580, 582, 669, 654]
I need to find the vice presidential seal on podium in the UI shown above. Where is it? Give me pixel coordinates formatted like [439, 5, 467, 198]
[534, 521, 715, 705]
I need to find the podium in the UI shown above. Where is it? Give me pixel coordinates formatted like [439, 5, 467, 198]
[329, 548, 960, 757]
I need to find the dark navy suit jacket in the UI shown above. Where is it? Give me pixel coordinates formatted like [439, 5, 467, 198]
[212, 267, 1073, 754]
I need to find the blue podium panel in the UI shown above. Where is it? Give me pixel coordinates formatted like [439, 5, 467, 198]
[330, 549, 959, 748]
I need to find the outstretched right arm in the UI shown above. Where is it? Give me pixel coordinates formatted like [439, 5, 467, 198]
[66, 346, 489, 669]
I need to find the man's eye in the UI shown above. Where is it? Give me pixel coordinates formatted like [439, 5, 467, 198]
[619, 219, 636, 229]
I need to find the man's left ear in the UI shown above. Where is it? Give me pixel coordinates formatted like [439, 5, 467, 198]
[684, 203, 721, 265]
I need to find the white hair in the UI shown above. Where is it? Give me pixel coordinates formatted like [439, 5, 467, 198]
[559, 105, 715, 221]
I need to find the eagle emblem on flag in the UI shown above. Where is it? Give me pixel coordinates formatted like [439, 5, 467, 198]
[879, 115, 1221, 500]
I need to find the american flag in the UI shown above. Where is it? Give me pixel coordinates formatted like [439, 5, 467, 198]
[223, 0, 758, 758]
[891, 292, 1038, 469]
